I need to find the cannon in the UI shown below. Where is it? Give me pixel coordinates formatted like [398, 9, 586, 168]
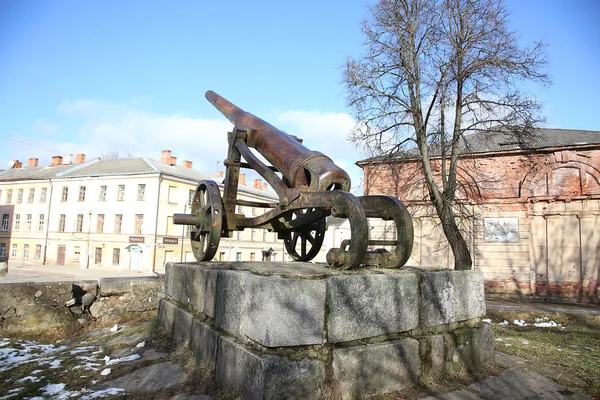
[173, 90, 414, 269]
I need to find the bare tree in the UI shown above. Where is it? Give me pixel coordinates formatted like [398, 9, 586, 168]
[101, 151, 120, 160]
[344, 0, 549, 270]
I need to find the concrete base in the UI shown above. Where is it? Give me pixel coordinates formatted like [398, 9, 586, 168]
[159, 262, 494, 399]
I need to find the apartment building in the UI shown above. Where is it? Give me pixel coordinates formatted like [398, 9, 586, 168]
[0, 150, 283, 272]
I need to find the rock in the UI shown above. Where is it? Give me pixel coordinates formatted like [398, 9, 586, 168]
[170, 395, 213, 400]
[35, 290, 42, 298]
[141, 348, 169, 361]
[95, 361, 187, 392]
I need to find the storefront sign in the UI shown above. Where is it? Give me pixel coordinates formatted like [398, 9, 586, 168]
[129, 236, 145, 243]
[163, 237, 179, 245]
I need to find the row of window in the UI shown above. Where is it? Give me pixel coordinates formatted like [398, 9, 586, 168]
[217, 251, 274, 262]
[61, 184, 146, 202]
[0, 243, 121, 265]
[58, 213, 144, 234]
[0, 213, 144, 234]
[0, 243, 42, 260]
[0, 188, 47, 204]
[1, 213, 44, 232]
[72, 246, 120, 265]
[0, 184, 147, 205]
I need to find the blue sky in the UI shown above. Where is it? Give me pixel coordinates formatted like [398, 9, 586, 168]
[1, 0, 599, 194]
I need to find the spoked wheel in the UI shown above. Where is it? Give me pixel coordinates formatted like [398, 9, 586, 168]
[189, 180, 223, 261]
[283, 208, 326, 262]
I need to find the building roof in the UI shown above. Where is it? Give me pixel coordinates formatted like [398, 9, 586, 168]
[358, 128, 600, 164]
[0, 164, 76, 180]
[0, 156, 279, 200]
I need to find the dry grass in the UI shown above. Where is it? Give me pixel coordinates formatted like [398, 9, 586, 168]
[487, 309, 600, 396]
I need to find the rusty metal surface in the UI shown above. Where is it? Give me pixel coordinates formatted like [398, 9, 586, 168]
[174, 180, 223, 261]
[173, 91, 415, 269]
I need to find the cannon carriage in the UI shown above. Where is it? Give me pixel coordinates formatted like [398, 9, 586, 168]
[173, 91, 414, 269]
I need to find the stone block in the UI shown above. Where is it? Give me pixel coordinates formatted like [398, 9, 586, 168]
[214, 270, 248, 338]
[100, 277, 156, 296]
[165, 263, 189, 304]
[419, 270, 485, 326]
[216, 336, 325, 400]
[444, 323, 494, 370]
[185, 265, 205, 312]
[470, 322, 495, 365]
[419, 334, 446, 377]
[332, 338, 420, 398]
[172, 307, 194, 348]
[158, 298, 178, 335]
[245, 275, 326, 347]
[327, 274, 419, 343]
[203, 268, 219, 318]
[189, 318, 220, 369]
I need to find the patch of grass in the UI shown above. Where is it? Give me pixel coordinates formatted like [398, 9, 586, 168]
[486, 309, 600, 396]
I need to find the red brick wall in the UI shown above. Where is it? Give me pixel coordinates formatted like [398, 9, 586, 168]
[362, 145, 600, 302]
[364, 146, 600, 202]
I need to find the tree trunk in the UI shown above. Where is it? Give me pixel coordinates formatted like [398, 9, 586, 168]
[438, 205, 472, 270]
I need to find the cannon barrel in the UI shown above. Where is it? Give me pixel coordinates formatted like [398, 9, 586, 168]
[206, 90, 351, 191]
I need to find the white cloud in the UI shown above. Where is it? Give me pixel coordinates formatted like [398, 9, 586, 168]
[5, 99, 367, 194]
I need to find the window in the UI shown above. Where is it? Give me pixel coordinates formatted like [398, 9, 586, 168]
[112, 248, 120, 265]
[236, 252, 242, 261]
[6, 189, 12, 204]
[25, 214, 32, 231]
[76, 214, 83, 232]
[73, 246, 80, 262]
[219, 251, 225, 261]
[94, 247, 102, 264]
[78, 186, 86, 201]
[38, 214, 44, 231]
[0, 243, 6, 257]
[23, 244, 29, 258]
[166, 216, 174, 236]
[35, 245, 42, 260]
[168, 186, 177, 203]
[250, 252, 255, 261]
[263, 229, 268, 242]
[97, 214, 104, 233]
[17, 189, 23, 203]
[251, 229, 256, 241]
[117, 185, 125, 201]
[11, 244, 17, 257]
[99, 186, 107, 202]
[137, 184, 146, 201]
[27, 188, 35, 203]
[188, 189, 195, 206]
[40, 188, 47, 203]
[58, 214, 66, 232]
[1, 214, 8, 231]
[135, 214, 143, 234]
[115, 214, 123, 233]
[14, 214, 20, 230]
[61, 187, 68, 202]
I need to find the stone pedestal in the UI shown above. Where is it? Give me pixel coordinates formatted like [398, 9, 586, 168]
[159, 262, 494, 399]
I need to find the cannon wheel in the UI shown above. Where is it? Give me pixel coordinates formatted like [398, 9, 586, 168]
[358, 195, 414, 268]
[190, 180, 223, 261]
[283, 208, 326, 262]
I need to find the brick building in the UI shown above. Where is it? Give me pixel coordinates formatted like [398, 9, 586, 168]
[358, 128, 600, 302]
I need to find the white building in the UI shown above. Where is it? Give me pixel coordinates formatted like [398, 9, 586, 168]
[0, 151, 288, 272]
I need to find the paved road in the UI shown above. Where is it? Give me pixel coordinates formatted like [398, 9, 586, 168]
[0, 261, 157, 283]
